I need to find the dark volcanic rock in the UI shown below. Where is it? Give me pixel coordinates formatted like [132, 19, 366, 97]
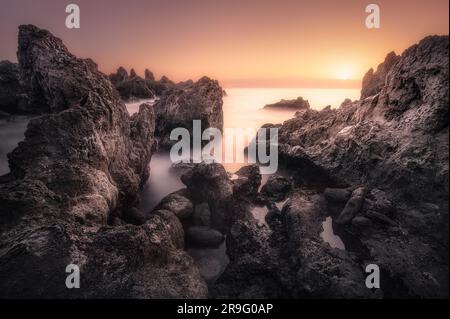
[186, 226, 224, 248]
[154, 76, 224, 148]
[109, 67, 155, 100]
[0, 25, 206, 298]
[361, 51, 400, 99]
[153, 189, 194, 219]
[232, 164, 261, 198]
[181, 163, 233, 233]
[212, 191, 374, 298]
[324, 187, 352, 203]
[0, 61, 26, 115]
[335, 187, 366, 225]
[260, 175, 292, 201]
[274, 36, 449, 298]
[264, 96, 310, 110]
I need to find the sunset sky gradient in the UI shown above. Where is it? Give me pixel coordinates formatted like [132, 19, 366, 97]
[0, 0, 448, 87]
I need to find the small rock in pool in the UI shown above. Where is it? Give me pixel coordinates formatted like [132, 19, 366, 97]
[193, 203, 212, 227]
[186, 226, 224, 248]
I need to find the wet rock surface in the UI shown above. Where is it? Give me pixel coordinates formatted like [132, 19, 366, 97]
[0, 25, 206, 298]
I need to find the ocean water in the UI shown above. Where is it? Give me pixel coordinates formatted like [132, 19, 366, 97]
[131, 87, 360, 212]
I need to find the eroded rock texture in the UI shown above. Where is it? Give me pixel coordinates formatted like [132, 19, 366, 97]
[0, 25, 206, 298]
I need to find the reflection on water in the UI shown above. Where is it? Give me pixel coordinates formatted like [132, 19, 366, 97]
[320, 217, 346, 250]
[0, 117, 31, 175]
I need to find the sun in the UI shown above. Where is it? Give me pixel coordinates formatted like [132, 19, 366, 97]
[333, 64, 355, 80]
[337, 69, 352, 80]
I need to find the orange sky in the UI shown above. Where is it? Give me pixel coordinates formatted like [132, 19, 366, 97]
[0, 0, 448, 87]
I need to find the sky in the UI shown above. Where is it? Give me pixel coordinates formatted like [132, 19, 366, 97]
[0, 0, 448, 87]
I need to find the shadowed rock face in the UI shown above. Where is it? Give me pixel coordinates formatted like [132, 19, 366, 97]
[0, 61, 26, 116]
[270, 35, 449, 297]
[109, 67, 155, 100]
[0, 25, 206, 298]
[154, 76, 224, 148]
[361, 51, 400, 99]
[211, 36, 448, 299]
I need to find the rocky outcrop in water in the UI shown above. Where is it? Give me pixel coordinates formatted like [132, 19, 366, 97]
[154, 77, 224, 148]
[0, 25, 206, 298]
[264, 96, 310, 110]
[258, 35, 449, 297]
[109, 67, 155, 100]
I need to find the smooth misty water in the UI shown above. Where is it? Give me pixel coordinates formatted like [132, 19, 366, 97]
[0, 89, 354, 282]
[125, 88, 358, 263]
[128, 88, 360, 212]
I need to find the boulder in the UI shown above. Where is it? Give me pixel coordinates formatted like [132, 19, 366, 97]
[260, 175, 292, 201]
[186, 226, 224, 248]
[324, 188, 352, 203]
[154, 76, 224, 148]
[153, 190, 194, 219]
[335, 187, 366, 225]
[193, 203, 212, 227]
[181, 163, 233, 233]
[232, 164, 261, 198]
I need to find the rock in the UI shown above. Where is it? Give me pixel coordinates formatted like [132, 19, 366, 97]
[186, 226, 224, 248]
[181, 163, 233, 233]
[351, 216, 373, 228]
[152, 209, 185, 249]
[154, 190, 193, 219]
[365, 210, 397, 226]
[264, 96, 310, 110]
[361, 51, 400, 99]
[0, 25, 206, 298]
[335, 187, 366, 225]
[169, 162, 197, 176]
[154, 76, 224, 148]
[232, 164, 261, 198]
[212, 190, 373, 298]
[144, 69, 155, 81]
[324, 188, 352, 203]
[0, 60, 30, 115]
[260, 175, 292, 201]
[122, 207, 146, 225]
[193, 203, 212, 227]
[109, 67, 155, 100]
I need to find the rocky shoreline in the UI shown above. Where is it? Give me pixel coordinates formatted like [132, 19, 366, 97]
[0, 25, 448, 298]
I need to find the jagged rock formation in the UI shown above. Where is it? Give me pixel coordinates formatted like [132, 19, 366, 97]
[361, 51, 400, 99]
[267, 35, 448, 297]
[109, 67, 155, 100]
[264, 96, 310, 110]
[0, 25, 206, 298]
[154, 76, 224, 148]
